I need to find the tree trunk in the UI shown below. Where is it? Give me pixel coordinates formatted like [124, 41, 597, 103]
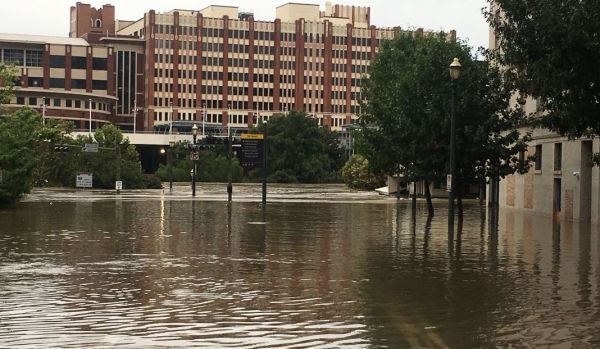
[411, 182, 417, 217]
[457, 177, 464, 222]
[424, 179, 434, 217]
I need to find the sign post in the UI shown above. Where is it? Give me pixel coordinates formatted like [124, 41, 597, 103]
[241, 133, 267, 204]
[76, 173, 93, 188]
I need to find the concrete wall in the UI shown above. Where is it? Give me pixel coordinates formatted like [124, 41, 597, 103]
[499, 127, 599, 223]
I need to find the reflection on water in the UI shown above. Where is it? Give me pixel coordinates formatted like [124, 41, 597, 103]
[1, 186, 600, 348]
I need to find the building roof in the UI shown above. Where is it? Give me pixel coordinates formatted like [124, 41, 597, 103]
[0, 33, 89, 46]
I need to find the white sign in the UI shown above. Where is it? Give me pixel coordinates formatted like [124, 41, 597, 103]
[115, 181, 123, 191]
[76, 173, 93, 188]
[446, 174, 452, 192]
[83, 143, 99, 153]
[409, 182, 415, 195]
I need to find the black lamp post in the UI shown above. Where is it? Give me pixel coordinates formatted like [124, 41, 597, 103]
[448, 57, 462, 233]
[192, 124, 198, 197]
[168, 139, 175, 193]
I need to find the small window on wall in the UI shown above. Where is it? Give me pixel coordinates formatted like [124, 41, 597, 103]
[554, 143, 562, 171]
[535, 144, 543, 171]
[49, 55, 65, 68]
[27, 77, 43, 87]
[66, 99, 72, 108]
[16, 96, 25, 105]
[28, 97, 37, 106]
[72, 79, 86, 89]
[71, 56, 87, 69]
[49, 78, 65, 88]
[53, 99, 60, 107]
[75, 100, 81, 108]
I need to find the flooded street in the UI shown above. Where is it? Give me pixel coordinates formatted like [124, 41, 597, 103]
[1, 184, 600, 348]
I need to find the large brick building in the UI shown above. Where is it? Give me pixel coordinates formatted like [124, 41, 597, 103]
[2, 2, 455, 134]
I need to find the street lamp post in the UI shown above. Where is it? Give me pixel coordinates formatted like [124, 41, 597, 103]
[202, 103, 206, 138]
[88, 98, 92, 137]
[227, 104, 232, 204]
[192, 124, 198, 197]
[168, 139, 175, 193]
[262, 119, 268, 205]
[448, 57, 462, 234]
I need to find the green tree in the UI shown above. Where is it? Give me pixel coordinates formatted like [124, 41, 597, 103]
[486, 0, 600, 138]
[76, 124, 146, 189]
[342, 154, 385, 190]
[0, 109, 42, 205]
[359, 33, 529, 216]
[266, 110, 343, 183]
[155, 141, 243, 183]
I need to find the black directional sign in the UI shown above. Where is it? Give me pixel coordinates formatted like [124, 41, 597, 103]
[241, 133, 264, 168]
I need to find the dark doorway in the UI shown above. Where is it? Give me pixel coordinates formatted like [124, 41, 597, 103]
[553, 178, 562, 218]
[580, 141, 593, 221]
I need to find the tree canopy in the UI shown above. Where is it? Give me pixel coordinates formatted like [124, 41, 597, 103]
[358, 32, 529, 211]
[265, 110, 344, 183]
[486, 0, 600, 138]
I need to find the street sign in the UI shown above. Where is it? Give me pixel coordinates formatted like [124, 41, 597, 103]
[241, 133, 264, 168]
[190, 151, 199, 161]
[83, 143, 99, 153]
[446, 174, 452, 192]
[115, 181, 123, 191]
[76, 173, 93, 188]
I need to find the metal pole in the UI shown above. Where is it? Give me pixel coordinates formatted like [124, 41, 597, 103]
[133, 98, 137, 134]
[227, 130, 233, 204]
[448, 80, 457, 234]
[169, 102, 173, 135]
[192, 132, 197, 197]
[202, 103, 206, 138]
[88, 98, 92, 137]
[116, 144, 121, 194]
[168, 145, 173, 194]
[262, 121, 268, 205]
[42, 98, 46, 126]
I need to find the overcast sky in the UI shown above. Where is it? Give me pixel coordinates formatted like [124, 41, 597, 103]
[1, 0, 490, 49]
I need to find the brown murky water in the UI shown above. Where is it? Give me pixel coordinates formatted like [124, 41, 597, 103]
[1, 184, 599, 348]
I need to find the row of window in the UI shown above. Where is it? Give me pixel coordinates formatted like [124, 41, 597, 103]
[42, 78, 107, 90]
[533, 143, 563, 172]
[13, 96, 110, 111]
[0, 48, 43, 67]
[153, 23, 382, 46]
[48, 55, 108, 70]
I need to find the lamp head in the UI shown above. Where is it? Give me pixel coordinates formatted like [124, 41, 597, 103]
[192, 124, 198, 136]
[449, 57, 462, 81]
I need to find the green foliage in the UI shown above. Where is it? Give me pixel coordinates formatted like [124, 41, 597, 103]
[0, 63, 17, 106]
[0, 109, 42, 205]
[265, 110, 344, 183]
[34, 123, 149, 189]
[155, 141, 243, 183]
[486, 0, 600, 138]
[342, 154, 384, 190]
[358, 33, 530, 188]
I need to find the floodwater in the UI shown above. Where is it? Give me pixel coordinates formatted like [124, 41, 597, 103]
[1, 184, 600, 348]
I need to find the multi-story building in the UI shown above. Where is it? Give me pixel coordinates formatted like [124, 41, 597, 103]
[489, 4, 600, 223]
[1, 1, 455, 135]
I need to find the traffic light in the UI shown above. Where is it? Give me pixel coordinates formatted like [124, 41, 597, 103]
[53, 144, 70, 153]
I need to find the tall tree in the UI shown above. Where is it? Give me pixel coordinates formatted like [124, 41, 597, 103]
[359, 33, 529, 216]
[266, 110, 343, 183]
[486, 0, 600, 138]
[0, 109, 42, 205]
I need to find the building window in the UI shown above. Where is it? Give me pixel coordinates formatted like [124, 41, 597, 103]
[28, 97, 37, 106]
[71, 56, 87, 69]
[535, 144, 543, 171]
[66, 99, 72, 107]
[92, 80, 107, 90]
[72, 79, 86, 89]
[4, 48, 24, 66]
[92, 57, 107, 70]
[16, 96, 24, 105]
[75, 100, 81, 108]
[49, 78, 65, 88]
[27, 77, 43, 87]
[554, 143, 562, 171]
[95, 19, 102, 28]
[25, 50, 43, 67]
[49, 55, 65, 68]
[53, 99, 60, 107]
